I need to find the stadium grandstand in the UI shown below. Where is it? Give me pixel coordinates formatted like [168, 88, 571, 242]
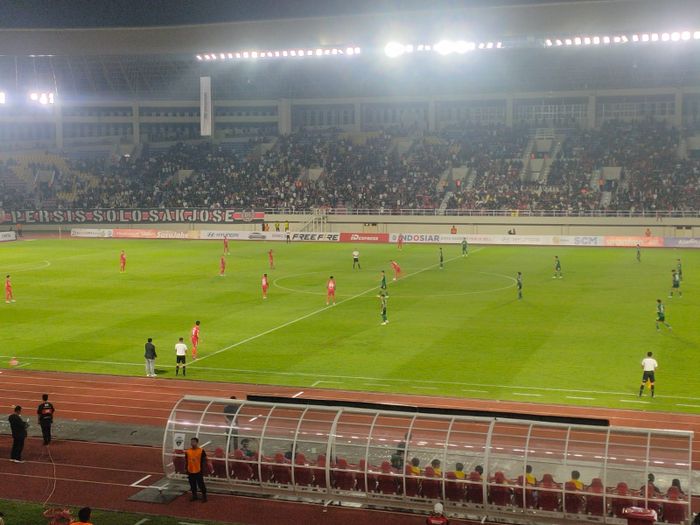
[1, 1, 699, 525]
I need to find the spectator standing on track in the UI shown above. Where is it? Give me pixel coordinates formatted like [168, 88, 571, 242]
[37, 394, 55, 445]
[175, 337, 188, 377]
[639, 351, 658, 398]
[286, 230, 291, 244]
[185, 437, 208, 502]
[144, 337, 157, 377]
[426, 502, 449, 525]
[74, 507, 93, 525]
[9, 405, 28, 463]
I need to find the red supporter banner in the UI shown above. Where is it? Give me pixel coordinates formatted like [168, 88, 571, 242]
[339, 232, 389, 243]
[1, 209, 264, 224]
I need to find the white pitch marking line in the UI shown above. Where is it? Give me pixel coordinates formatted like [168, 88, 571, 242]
[130, 474, 152, 487]
[15, 362, 31, 368]
[676, 404, 700, 408]
[567, 396, 596, 400]
[462, 389, 489, 394]
[363, 383, 390, 387]
[134, 518, 150, 525]
[194, 253, 467, 365]
[513, 393, 543, 397]
[179, 522, 207, 525]
[620, 400, 651, 404]
[413, 386, 439, 390]
[292, 391, 304, 398]
[311, 380, 322, 387]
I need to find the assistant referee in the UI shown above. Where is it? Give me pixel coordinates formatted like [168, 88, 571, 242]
[639, 351, 658, 398]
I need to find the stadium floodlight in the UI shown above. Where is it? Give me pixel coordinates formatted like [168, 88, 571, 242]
[602, 36, 611, 44]
[671, 32, 680, 41]
[681, 31, 691, 40]
[661, 32, 670, 41]
[555, 39, 563, 46]
[574, 37, 582, 45]
[593, 36, 600, 44]
[583, 36, 592, 45]
[384, 41, 405, 58]
[631, 34, 639, 42]
[454, 40, 472, 53]
[0, 92, 5, 104]
[434, 40, 455, 55]
[29, 91, 55, 105]
[695, 31, 700, 39]
[613, 36, 621, 43]
[196, 55, 203, 61]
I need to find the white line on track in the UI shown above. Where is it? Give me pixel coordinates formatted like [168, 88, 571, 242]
[292, 391, 304, 398]
[192, 253, 468, 365]
[130, 474, 152, 487]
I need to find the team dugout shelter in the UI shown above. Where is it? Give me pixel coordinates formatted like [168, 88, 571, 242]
[164, 396, 693, 524]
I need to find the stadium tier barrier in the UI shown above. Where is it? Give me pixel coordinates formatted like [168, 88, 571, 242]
[70, 228, 700, 248]
[163, 396, 693, 524]
[0, 231, 17, 242]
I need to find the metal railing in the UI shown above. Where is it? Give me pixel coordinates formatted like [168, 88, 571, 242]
[262, 207, 700, 219]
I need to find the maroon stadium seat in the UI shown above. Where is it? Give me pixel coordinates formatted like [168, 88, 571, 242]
[488, 471, 512, 507]
[585, 478, 606, 516]
[445, 472, 465, 502]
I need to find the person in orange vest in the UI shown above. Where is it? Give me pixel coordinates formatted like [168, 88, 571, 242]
[450, 225, 457, 234]
[185, 437, 208, 502]
[426, 502, 449, 524]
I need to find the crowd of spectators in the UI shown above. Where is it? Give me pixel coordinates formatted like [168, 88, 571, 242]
[1, 120, 699, 213]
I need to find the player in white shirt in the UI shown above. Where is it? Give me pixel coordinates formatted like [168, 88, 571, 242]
[175, 337, 188, 377]
[639, 351, 658, 398]
[352, 250, 361, 269]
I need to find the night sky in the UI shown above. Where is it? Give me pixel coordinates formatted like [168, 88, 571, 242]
[1, 0, 580, 28]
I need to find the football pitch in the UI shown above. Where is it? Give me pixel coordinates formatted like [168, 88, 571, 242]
[1, 238, 698, 414]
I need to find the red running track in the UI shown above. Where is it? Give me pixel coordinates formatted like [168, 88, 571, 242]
[1, 369, 699, 524]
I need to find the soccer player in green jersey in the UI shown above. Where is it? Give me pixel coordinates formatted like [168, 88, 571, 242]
[553, 256, 562, 279]
[379, 291, 388, 325]
[636, 244, 641, 262]
[669, 270, 682, 298]
[656, 299, 672, 331]
[517, 272, 523, 300]
[439, 247, 444, 269]
[461, 238, 468, 257]
[380, 270, 388, 296]
[676, 259, 682, 281]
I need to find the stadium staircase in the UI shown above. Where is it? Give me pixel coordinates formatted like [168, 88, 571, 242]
[299, 208, 328, 232]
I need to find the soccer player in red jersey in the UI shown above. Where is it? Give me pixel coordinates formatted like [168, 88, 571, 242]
[119, 250, 126, 273]
[390, 260, 402, 281]
[268, 249, 274, 269]
[262, 273, 269, 299]
[326, 276, 336, 306]
[397, 234, 404, 250]
[219, 255, 226, 276]
[191, 320, 201, 359]
[223, 235, 230, 255]
[5, 275, 15, 303]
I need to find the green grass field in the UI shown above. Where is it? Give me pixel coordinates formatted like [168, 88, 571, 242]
[1, 238, 698, 413]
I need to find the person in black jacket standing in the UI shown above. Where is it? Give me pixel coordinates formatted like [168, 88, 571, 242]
[144, 337, 157, 377]
[9, 405, 28, 462]
[37, 394, 55, 445]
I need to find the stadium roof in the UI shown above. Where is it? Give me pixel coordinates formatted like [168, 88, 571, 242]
[0, 0, 698, 56]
